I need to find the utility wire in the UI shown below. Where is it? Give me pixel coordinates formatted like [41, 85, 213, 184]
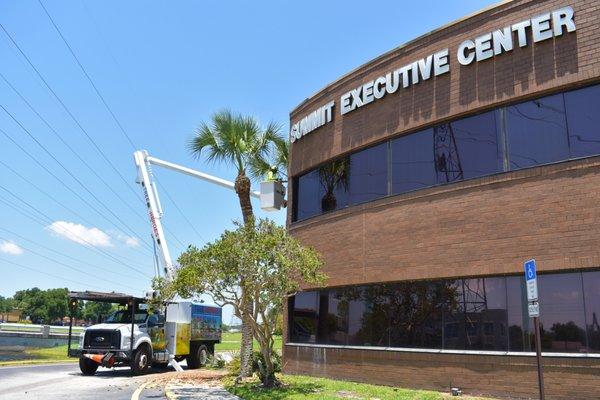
[68, 7, 203, 253]
[37, 0, 137, 151]
[0, 183, 150, 271]
[155, 177, 205, 245]
[0, 22, 144, 206]
[0, 72, 157, 244]
[0, 109, 153, 254]
[0, 235, 139, 291]
[0, 126, 149, 260]
[0, 158, 97, 228]
[0, 21, 177, 256]
[0, 186, 152, 277]
[0, 226, 142, 280]
[0, 256, 105, 291]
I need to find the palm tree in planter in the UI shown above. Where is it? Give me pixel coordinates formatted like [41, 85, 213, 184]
[188, 109, 283, 378]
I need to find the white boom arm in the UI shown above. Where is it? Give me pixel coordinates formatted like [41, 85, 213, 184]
[133, 150, 260, 282]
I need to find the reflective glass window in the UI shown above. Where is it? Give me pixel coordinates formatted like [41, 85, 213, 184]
[442, 280, 467, 350]
[565, 84, 600, 158]
[537, 272, 587, 353]
[349, 143, 388, 204]
[289, 291, 319, 343]
[317, 290, 348, 345]
[462, 277, 508, 351]
[389, 281, 444, 348]
[317, 158, 350, 214]
[294, 170, 320, 221]
[506, 276, 533, 351]
[506, 93, 569, 170]
[391, 129, 436, 194]
[342, 287, 374, 346]
[436, 111, 502, 181]
[354, 284, 391, 347]
[582, 271, 600, 352]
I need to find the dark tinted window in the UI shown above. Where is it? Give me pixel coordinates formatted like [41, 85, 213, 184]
[538, 273, 587, 353]
[317, 158, 350, 214]
[506, 94, 569, 170]
[289, 291, 319, 343]
[437, 111, 502, 180]
[506, 276, 533, 352]
[565, 85, 600, 158]
[356, 285, 391, 347]
[461, 277, 508, 351]
[442, 280, 467, 350]
[349, 143, 388, 204]
[391, 129, 436, 194]
[344, 287, 370, 346]
[389, 281, 444, 348]
[317, 290, 347, 345]
[294, 170, 320, 221]
[582, 271, 600, 351]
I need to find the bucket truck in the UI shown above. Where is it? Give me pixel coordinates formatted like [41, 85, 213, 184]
[66, 150, 284, 375]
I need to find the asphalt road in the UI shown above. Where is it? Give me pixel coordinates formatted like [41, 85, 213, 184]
[0, 363, 165, 400]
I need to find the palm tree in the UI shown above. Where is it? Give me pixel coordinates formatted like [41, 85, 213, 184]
[188, 109, 282, 377]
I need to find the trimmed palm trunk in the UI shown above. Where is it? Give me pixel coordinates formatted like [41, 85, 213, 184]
[234, 172, 254, 377]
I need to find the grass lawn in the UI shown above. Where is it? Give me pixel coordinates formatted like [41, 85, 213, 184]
[215, 332, 282, 352]
[0, 344, 74, 366]
[224, 375, 492, 400]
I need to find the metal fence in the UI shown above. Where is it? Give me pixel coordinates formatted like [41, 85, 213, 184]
[0, 322, 84, 334]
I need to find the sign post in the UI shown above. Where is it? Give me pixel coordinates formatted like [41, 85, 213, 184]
[524, 259, 544, 400]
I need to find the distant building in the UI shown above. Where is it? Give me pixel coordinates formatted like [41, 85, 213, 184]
[0, 309, 22, 323]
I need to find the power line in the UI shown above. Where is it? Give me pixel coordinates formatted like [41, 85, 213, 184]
[0, 126, 148, 255]
[0, 159, 97, 228]
[0, 186, 152, 278]
[0, 235, 139, 292]
[0, 22, 144, 207]
[0, 71, 157, 245]
[66, 7, 203, 254]
[0, 226, 142, 280]
[37, 0, 137, 151]
[0, 110, 154, 254]
[0, 256, 105, 291]
[155, 177, 206, 245]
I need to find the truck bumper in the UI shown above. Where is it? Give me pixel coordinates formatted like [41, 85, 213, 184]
[69, 348, 133, 362]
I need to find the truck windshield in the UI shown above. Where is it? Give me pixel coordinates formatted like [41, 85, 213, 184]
[105, 310, 148, 324]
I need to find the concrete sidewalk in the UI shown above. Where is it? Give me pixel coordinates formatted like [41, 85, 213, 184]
[165, 382, 241, 400]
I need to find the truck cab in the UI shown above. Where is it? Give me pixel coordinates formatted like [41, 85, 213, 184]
[67, 291, 221, 375]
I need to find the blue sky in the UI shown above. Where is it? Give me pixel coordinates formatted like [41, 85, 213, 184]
[0, 0, 495, 322]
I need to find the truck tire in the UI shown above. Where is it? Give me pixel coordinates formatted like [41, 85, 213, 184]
[187, 344, 208, 369]
[79, 357, 98, 376]
[131, 344, 151, 375]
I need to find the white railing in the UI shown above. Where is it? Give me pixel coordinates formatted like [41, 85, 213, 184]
[0, 322, 84, 335]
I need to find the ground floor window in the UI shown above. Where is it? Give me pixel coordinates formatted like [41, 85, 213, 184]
[287, 270, 600, 353]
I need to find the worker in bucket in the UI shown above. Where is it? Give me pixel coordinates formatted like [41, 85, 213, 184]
[266, 165, 280, 182]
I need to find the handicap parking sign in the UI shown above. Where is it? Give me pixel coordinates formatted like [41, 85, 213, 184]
[524, 259, 538, 302]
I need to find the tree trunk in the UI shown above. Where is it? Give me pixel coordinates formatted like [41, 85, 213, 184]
[235, 172, 254, 378]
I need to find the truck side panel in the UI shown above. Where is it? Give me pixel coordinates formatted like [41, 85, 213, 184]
[190, 304, 221, 342]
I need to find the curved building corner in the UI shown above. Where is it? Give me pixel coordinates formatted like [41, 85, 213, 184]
[284, 1, 600, 399]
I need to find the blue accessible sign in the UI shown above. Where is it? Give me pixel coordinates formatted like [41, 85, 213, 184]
[524, 258, 539, 303]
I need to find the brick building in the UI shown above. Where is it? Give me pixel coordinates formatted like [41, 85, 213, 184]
[284, 1, 600, 398]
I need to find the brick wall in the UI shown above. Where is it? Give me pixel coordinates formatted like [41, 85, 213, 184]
[283, 345, 600, 400]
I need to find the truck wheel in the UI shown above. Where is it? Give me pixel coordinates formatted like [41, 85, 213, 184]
[187, 344, 208, 369]
[79, 357, 98, 376]
[131, 345, 151, 375]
